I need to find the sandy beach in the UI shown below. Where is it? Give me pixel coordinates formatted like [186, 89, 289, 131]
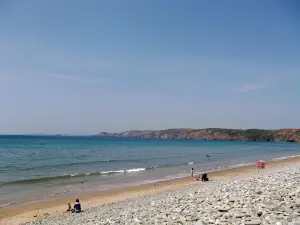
[1, 156, 300, 225]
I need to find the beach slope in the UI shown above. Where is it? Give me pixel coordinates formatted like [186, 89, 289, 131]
[1, 156, 300, 225]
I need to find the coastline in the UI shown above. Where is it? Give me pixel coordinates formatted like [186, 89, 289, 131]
[1, 156, 300, 225]
[96, 128, 300, 143]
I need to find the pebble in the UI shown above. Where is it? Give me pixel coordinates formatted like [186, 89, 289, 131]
[23, 164, 300, 225]
[245, 220, 261, 225]
[218, 205, 231, 212]
[257, 211, 263, 217]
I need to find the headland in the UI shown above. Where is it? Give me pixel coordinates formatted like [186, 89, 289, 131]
[97, 128, 300, 142]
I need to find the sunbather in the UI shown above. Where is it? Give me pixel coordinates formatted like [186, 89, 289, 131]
[72, 199, 81, 213]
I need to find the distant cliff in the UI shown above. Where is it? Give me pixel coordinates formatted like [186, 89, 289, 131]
[96, 128, 300, 143]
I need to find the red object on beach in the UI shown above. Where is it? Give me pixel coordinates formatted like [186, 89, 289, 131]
[256, 160, 265, 169]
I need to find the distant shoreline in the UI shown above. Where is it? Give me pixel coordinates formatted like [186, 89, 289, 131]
[1, 128, 300, 143]
[96, 128, 300, 143]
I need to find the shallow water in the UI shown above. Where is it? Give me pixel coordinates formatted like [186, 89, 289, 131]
[0, 135, 299, 208]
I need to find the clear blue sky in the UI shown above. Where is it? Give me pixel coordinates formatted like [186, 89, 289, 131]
[0, 0, 299, 134]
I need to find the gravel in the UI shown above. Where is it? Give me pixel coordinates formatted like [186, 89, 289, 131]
[24, 164, 300, 225]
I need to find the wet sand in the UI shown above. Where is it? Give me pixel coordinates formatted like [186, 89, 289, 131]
[1, 156, 300, 225]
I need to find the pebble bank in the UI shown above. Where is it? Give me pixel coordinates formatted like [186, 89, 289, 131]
[24, 164, 300, 225]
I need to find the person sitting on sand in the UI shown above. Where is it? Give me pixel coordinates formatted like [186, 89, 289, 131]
[72, 199, 81, 213]
[66, 202, 72, 212]
[194, 174, 201, 181]
[201, 172, 209, 181]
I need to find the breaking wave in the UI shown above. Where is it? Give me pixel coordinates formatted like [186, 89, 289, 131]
[0, 161, 200, 186]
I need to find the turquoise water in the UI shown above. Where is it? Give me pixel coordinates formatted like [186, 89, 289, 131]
[0, 135, 299, 208]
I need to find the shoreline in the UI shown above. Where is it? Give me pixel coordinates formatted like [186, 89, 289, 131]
[1, 156, 300, 225]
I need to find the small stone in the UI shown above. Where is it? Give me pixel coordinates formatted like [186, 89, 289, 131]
[245, 219, 261, 225]
[218, 205, 231, 212]
[194, 221, 204, 225]
[236, 214, 244, 218]
[229, 197, 241, 202]
[208, 219, 215, 223]
[257, 211, 263, 217]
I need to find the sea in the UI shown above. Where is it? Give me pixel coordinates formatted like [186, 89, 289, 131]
[0, 135, 299, 208]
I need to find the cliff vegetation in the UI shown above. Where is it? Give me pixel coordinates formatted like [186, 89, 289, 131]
[96, 128, 300, 143]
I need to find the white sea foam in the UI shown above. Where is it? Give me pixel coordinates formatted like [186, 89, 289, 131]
[272, 154, 300, 161]
[0, 202, 12, 208]
[100, 170, 125, 174]
[126, 168, 146, 173]
[63, 173, 79, 177]
[100, 168, 146, 174]
[228, 163, 245, 168]
[70, 173, 79, 177]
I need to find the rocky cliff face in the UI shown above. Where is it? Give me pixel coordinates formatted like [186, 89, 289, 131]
[96, 128, 300, 143]
[274, 129, 300, 142]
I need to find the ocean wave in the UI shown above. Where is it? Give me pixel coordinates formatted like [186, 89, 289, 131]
[146, 162, 190, 170]
[100, 170, 125, 175]
[1, 167, 151, 186]
[127, 168, 146, 172]
[210, 152, 227, 155]
[0, 160, 212, 186]
[3, 156, 171, 171]
[228, 163, 247, 168]
[100, 168, 146, 174]
[271, 155, 300, 161]
[1, 173, 94, 186]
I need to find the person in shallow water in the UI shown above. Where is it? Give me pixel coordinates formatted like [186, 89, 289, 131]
[191, 168, 194, 177]
[72, 199, 81, 213]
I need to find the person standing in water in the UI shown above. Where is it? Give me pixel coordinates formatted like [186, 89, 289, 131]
[206, 152, 210, 159]
[191, 168, 194, 177]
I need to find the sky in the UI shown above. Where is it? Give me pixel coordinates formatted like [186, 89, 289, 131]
[0, 0, 299, 134]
